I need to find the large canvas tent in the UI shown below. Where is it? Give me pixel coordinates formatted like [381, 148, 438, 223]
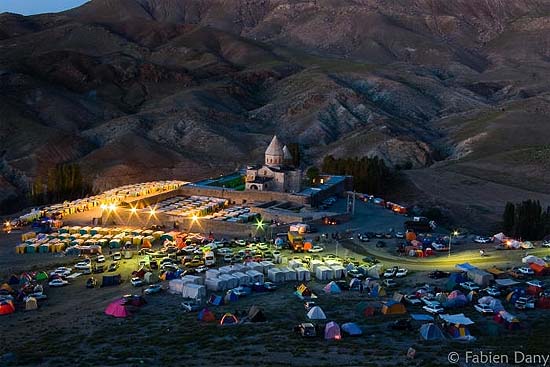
[182, 284, 206, 300]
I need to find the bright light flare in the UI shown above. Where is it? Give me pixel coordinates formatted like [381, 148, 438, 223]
[191, 214, 199, 222]
[108, 204, 116, 211]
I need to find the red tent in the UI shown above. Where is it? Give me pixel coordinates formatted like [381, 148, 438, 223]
[529, 263, 549, 276]
[537, 297, 550, 309]
[105, 299, 130, 318]
[0, 300, 15, 315]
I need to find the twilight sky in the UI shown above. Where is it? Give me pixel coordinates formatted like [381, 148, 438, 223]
[0, 0, 89, 15]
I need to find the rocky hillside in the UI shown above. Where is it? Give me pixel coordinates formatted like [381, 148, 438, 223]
[2, 0, 550, 227]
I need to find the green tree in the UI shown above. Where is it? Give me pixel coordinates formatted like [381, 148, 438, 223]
[502, 202, 515, 235]
[306, 166, 320, 184]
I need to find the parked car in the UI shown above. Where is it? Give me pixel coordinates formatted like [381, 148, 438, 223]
[108, 262, 119, 272]
[422, 304, 445, 314]
[217, 248, 233, 256]
[542, 240, 550, 248]
[263, 282, 277, 291]
[75, 262, 91, 271]
[161, 263, 179, 272]
[308, 246, 324, 253]
[474, 304, 494, 315]
[181, 301, 201, 312]
[431, 243, 447, 251]
[461, 282, 480, 291]
[395, 232, 405, 239]
[515, 296, 535, 310]
[48, 279, 68, 287]
[526, 280, 545, 288]
[521, 242, 534, 249]
[232, 286, 252, 297]
[296, 322, 317, 337]
[112, 252, 122, 261]
[96, 255, 106, 263]
[93, 265, 105, 274]
[383, 266, 398, 278]
[483, 287, 501, 297]
[395, 268, 408, 278]
[358, 234, 370, 242]
[383, 279, 397, 288]
[474, 236, 492, 244]
[347, 269, 365, 279]
[130, 277, 144, 287]
[186, 259, 204, 268]
[50, 267, 72, 277]
[196, 265, 209, 273]
[404, 294, 422, 305]
[143, 284, 162, 295]
[428, 270, 450, 279]
[518, 267, 535, 275]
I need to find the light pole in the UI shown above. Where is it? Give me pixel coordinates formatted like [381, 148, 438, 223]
[448, 230, 459, 257]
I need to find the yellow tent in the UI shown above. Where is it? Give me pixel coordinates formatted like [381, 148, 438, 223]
[25, 297, 38, 311]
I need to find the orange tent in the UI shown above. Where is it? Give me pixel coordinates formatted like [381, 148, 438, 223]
[141, 239, 152, 249]
[406, 232, 416, 241]
[303, 242, 312, 251]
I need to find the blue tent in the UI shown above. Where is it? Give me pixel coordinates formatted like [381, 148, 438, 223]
[446, 273, 467, 291]
[456, 263, 477, 272]
[420, 323, 445, 340]
[165, 271, 177, 280]
[208, 294, 224, 306]
[324, 281, 342, 294]
[341, 322, 362, 336]
[349, 278, 361, 290]
[8, 275, 19, 285]
[224, 290, 239, 303]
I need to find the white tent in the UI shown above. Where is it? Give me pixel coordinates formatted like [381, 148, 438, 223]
[246, 270, 264, 284]
[280, 266, 297, 281]
[307, 306, 327, 320]
[181, 275, 203, 285]
[309, 260, 324, 273]
[232, 271, 250, 286]
[230, 264, 245, 273]
[330, 265, 346, 279]
[316, 266, 333, 281]
[493, 232, 506, 242]
[205, 278, 227, 291]
[439, 313, 475, 325]
[288, 259, 303, 269]
[245, 262, 262, 272]
[219, 274, 239, 289]
[182, 284, 206, 300]
[218, 266, 234, 274]
[205, 269, 220, 280]
[169, 279, 185, 294]
[295, 267, 311, 282]
[367, 264, 382, 279]
[260, 261, 275, 275]
[268, 268, 286, 283]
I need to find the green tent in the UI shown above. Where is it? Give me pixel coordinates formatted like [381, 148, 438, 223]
[35, 271, 48, 282]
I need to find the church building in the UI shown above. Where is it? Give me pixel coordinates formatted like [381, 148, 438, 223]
[245, 136, 302, 193]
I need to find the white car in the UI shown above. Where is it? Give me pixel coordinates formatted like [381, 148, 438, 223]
[235, 240, 246, 246]
[422, 305, 445, 314]
[75, 262, 92, 270]
[97, 255, 106, 263]
[521, 242, 534, 249]
[395, 268, 408, 278]
[257, 243, 269, 251]
[542, 241, 550, 248]
[223, 254, 233, 263]
[308, 246, 324, 253]
[217, 248, 233, 256]
[461, 282, 480, 291]
[483, 287, 501, 297]
[526, 280, 545, 288]
[50, 267, 72, 277]
[395, 232, 404, 239]
[48, 279, 68, 287]
[474, 236, 492, 244]
[474, 304, 494, 315]
[112, 252, 122, 261]
[130, 277, 144, 287]
[431, 243, 447, 251]
[383, 267, 398, 278]
[518, 267, 534, 275]
[404, 294, 422, 305]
